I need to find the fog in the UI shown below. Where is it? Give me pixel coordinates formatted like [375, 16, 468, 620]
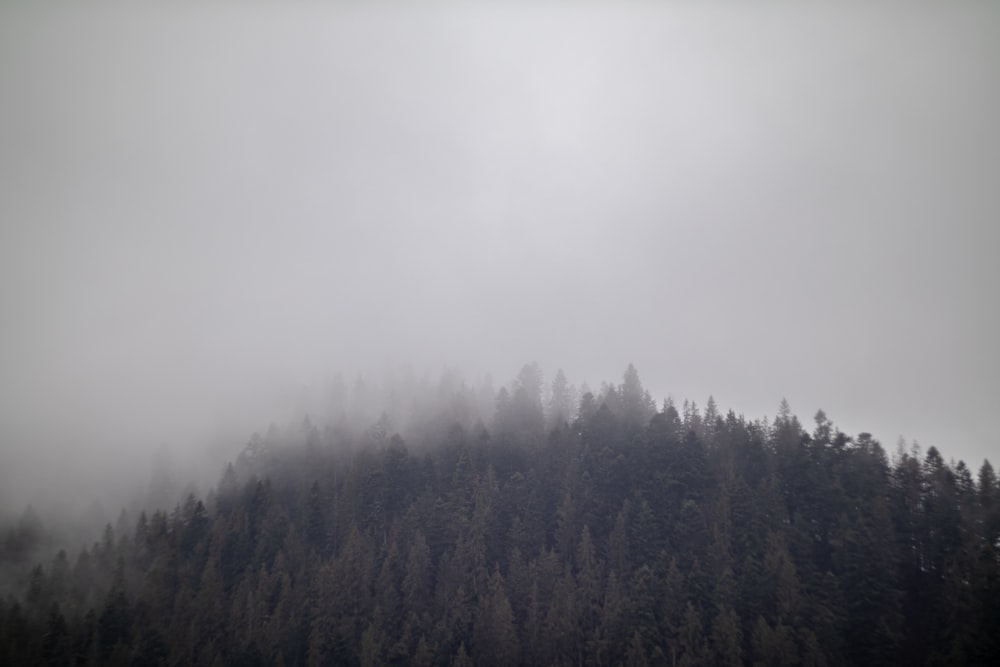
[1, 2, 998, 519]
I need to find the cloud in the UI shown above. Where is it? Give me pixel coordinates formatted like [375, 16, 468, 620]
[1, 2, 998, 512]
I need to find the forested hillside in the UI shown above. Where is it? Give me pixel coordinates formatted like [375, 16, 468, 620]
[2, 365, 998, 666]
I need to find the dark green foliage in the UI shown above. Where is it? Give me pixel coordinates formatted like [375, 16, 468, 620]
[0, 366, 995, 665]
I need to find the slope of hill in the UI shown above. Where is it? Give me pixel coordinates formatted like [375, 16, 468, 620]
[2, 366, 998, 666]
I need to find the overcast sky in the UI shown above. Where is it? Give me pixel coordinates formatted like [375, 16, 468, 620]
[1, 2, 998, 509]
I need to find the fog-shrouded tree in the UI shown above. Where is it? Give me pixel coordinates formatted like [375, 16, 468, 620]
[546, 368, 573, 430]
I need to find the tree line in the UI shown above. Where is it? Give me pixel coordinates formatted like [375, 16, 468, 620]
[1, 364, 998, 665]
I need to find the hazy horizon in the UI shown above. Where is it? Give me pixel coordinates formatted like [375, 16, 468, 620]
[2, 2, 998, 515]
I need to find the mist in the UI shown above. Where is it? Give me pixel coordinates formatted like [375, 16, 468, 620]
[1, 2, 998, 520]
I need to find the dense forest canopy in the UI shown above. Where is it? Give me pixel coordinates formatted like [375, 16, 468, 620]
[2, 364, 998, 666]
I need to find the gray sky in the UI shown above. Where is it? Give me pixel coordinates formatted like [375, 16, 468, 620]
[1, 2, 998, 509]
